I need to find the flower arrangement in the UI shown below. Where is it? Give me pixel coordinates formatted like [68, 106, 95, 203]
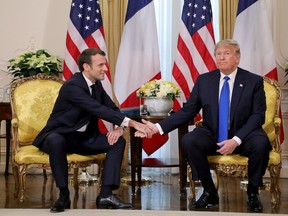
[7, 49, 62, 81]
[137, 79, 180, 100]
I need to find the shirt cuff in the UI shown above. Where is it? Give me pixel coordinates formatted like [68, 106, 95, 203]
[120, 117, 130, 127]
[232, 136, 242, 146]
[155, 123, 164, 135]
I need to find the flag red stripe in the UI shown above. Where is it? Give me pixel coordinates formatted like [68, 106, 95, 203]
[192, 32, 216, 71]
[177, 36, 199, 84]
[63, 62, 73, 80]
[206, 22, 215, 44]
[65, 33, 81, 69]
[172, 63, 190, 98]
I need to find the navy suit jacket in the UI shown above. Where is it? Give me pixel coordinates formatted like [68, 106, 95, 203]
[159, 67, 267, 142]
[33, 72, 125, 147]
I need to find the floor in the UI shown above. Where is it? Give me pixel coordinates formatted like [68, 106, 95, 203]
[0, 170, 287, 214]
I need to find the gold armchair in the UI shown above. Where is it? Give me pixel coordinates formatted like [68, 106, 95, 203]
[188, 77, 282, 208]
[10, 74, 105, 202]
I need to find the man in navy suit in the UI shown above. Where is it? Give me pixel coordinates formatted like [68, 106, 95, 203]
[138, 39, 271, 212]
[33, 48, 153, 212]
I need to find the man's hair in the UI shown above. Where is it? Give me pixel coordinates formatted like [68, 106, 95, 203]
[214, 39, 241, 56]
[78, 48, 106, 72]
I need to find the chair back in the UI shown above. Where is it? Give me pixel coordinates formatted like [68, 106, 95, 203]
[10, 74, 64, 145]
[262, 77, 281, 151]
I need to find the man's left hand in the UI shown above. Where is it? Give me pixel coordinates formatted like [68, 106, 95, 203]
[106, 127, 124, 145]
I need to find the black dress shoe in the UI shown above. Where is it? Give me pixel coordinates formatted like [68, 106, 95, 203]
[96, 194, 133, 209]
[50, 195, 71, 213]
[247, 193, 263, 212]
[190, 191, 219, 210]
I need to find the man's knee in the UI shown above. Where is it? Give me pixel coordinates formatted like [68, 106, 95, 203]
[181, 132, 198, 150]
[43, 132, 66, 151]
[116, 136, 126, 150]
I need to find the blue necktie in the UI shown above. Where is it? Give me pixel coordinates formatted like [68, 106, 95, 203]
[218, 76, 230, 142]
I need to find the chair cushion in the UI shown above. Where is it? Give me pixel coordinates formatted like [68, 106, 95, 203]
[15, 145, 105, 164]
[208, 151, 281, 166]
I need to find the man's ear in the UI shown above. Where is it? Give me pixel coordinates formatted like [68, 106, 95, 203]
[83, 63, 90, 71]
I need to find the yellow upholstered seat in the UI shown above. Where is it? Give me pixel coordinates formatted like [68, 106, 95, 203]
[188, 77, 282, 208]
[10, 74, 105, 202]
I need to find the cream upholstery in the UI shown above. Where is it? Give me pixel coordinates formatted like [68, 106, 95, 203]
[188, 77, 282, 208]
[10, 74, 105, 202]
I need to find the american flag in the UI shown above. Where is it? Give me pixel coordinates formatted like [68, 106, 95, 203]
[64, 0, 113, 132]
[172, 0, 217, 110]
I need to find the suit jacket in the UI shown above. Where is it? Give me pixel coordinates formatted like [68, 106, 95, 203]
[159, 67, 267, 141]
[33, 72, 125, 147]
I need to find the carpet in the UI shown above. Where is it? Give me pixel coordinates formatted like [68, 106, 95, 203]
[0, 209, 286, 216]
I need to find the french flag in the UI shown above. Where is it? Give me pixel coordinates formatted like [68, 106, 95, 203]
[233, 0, 284, 143]
[114, 0, 168, 155]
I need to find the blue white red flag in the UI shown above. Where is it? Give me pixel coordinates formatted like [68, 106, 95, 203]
[114, 0, 167, 155]
[233, 0, 284, 143]
[172, 0, 217, 111]
[114, 0, 161, 109]
[64, 0, 112, 132]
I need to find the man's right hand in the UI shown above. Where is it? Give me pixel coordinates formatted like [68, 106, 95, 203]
[134, 119, 160, 138]
[129, 119, 153, 138]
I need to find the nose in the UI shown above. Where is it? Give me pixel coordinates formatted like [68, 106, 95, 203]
[103, 64, 108, 71]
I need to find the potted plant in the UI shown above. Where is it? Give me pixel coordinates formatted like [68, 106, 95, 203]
[137, 79, 180, 116]
[7, 49, 62, 82]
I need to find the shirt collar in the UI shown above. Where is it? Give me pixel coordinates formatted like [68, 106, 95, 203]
[82, 73, 94, 87]
[220, 68, 238, 82]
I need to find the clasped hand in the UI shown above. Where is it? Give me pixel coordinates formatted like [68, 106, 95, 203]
[134, 119, 159, 138]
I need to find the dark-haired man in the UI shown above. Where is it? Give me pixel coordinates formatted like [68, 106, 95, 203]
[33, 48, 153, 212]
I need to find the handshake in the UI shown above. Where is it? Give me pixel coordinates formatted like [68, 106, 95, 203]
[129, 119, 159, 138]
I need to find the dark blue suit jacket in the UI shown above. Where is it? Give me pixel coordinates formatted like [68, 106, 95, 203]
[33, 72, 125, 147]
[159, 67, 267, 142]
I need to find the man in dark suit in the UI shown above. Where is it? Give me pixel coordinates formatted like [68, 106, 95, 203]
[33, 48, 153, 213]
[138, 39, 271, 212]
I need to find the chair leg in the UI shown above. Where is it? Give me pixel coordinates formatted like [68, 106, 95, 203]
[12, 165, 20, 198]
[268, 164, 281, 208]
[43, 169, 47, 179]
[18, 167, 27, 202]
[187, 165, 196, 202]
[73, 168, 79, 192]
[212, 169, 219, 190]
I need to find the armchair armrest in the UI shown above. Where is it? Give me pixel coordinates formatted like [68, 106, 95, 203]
[11, 117, 20, 153]
[195, 120, 203, 128]
[273, 117, 281, 153]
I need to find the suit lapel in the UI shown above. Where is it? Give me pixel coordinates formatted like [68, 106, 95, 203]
[230, 69, 245, 124]
[211, 71, 221, 131]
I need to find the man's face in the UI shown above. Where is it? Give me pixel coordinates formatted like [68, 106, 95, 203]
[215, 45, 240, 75]
[83, 54, 107, 82]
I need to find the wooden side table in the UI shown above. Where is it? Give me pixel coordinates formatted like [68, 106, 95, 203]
[0, 102, 12, 175]
[129, 115, 189, 194]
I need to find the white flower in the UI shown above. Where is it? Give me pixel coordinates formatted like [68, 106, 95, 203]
[137, 79, 180, 100]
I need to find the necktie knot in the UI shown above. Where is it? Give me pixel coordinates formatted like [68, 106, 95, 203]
[224, 76, 230, 82]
